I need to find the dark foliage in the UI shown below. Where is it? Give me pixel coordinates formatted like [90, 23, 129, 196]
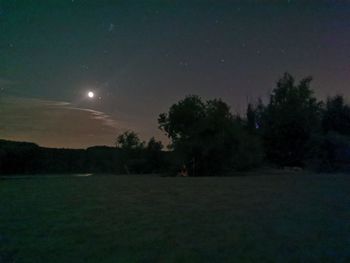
[322, 95, 350, 136]
[159, 95, 262, 176]
[0, 139, 168, 175]
[315, 95, 350, 171]
[255, 73, 323, 167]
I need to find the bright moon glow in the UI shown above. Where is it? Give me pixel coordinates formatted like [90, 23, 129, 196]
[88, 91, 94, 98]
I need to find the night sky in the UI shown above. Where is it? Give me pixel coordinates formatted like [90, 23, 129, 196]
[1, 1, 350, 148]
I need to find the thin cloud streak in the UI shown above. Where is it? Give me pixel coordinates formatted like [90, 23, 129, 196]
[0, 96, 125, 148]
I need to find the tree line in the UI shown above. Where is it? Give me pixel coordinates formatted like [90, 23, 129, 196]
[0, 140, 169, 175]
[1, 72, 350, 175]
[158, 73, 350, 175]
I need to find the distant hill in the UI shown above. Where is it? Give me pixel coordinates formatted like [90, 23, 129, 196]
[0, 140, 168, 175]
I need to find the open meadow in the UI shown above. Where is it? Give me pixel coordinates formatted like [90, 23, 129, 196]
[1, 173, 350, 262]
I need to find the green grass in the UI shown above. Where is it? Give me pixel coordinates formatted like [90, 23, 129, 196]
[1, 173, 350, 262]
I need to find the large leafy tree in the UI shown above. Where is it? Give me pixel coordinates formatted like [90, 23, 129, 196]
[159, 95, 262, 176]
[115, 131, 144, 150]
[322, 95, 350, 136]
[317, 95, 350, 170]
[258, 73, 322, 167]
[115, 131, 167, 174]
[115, 131, 145, 174]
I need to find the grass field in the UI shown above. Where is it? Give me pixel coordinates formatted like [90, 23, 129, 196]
[1, 173, 350, 262]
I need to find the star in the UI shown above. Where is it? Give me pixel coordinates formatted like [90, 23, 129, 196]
[108, 23, 115, 32]
[179, 61, 189, 67]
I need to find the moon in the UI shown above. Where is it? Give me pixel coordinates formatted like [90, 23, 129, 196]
[87, 91, 94, 98]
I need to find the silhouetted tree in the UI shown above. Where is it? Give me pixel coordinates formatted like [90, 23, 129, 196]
[245, 99, 265, 133]
[312, 95, 350, 171]
[115, 131, 145, 174]
[322, 95, 350, 136]
[258, 73, 323, 167]
[246, 103, 257, 132]
[144, 137, 165, 173]
[115, 131, 145, 150]
[159, 95, 262, 176]
[147, 137, 163, 152]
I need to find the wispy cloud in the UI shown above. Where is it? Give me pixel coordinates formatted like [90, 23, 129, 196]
[0, 96, 125, 148]
[65, 106, 119, 129]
